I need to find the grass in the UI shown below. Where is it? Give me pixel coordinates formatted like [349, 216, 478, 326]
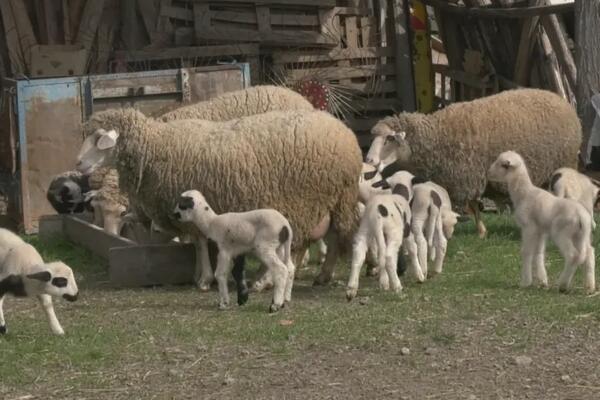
[2, 213, 600, 398]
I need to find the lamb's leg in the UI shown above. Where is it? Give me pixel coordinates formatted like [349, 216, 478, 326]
[314, 230, 339, 286]
[520, 228, 537, 288]
[232, 255, 249, 306]
[214, 252, 233, 309]
[346, 236, 368, 300]
[412, 219, 428, 278]
[584, 245, 596, 294]
[431, 215, 448, 275]
[317, 239, 328, 265]
[365, 239, 379, 277]
[0, 296, 6, 334]
[196, 237, 214, 291]
[256, 249, 288, 313]
[252, 265, 273, 292]
[467, 200, 487, 239]
[37, 294, 64, 335]
[532, 233, 548, 288]
[103, 211, 121, 236]
[280, 247, 296, 303]
[404, 234, 425, 282]
[384, 239, 403, 293]
[93, 206, 103, 227]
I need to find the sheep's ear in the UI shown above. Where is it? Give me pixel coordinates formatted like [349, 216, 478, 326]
[97, 129, 119, 150]
[392, 131, 406, 142]
[26, 270, 52, 282]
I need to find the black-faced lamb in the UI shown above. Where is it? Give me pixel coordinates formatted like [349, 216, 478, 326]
[75, 108, 362, 290]
[173, 190, 295, 312]
[488, 151, 595, 293]
[366, 89, 582, 239]
[549, 167, 599, 229]
[0, 228, 79, 335]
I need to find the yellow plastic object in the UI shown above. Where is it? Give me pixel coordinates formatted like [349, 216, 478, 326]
[410, 1, 434, 113]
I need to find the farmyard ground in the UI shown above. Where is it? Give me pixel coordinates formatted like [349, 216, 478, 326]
[1, 214, 600, 400]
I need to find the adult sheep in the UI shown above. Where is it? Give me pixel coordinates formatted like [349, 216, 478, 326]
[159, 85, 314, 122]
[76, 108, 362, 289]
[365, 88, 581, 238]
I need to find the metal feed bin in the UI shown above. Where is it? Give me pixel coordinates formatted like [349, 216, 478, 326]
[0, 64, 250, 233]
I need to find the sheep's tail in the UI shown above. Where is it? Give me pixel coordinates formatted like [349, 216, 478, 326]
[331, 185, 360, 255]
[284, 224, 293, 265]
[375, 222, 387, 269]
[426, 203, 440, 250]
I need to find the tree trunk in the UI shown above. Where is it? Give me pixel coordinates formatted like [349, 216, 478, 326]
[575, 0, 600, 163]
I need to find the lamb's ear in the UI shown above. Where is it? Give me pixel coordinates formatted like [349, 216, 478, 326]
[26, 270, 52, 282]
[96, 129, 119, 150]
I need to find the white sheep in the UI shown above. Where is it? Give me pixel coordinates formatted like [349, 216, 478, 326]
[173, 190, 295, 312]
[488, 151, 595, 293]
[0, 228, 79, 335]
[346, 191, 424, 300]
[549, 167, 599, 229]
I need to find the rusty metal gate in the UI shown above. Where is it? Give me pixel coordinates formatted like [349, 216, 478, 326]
[0, 64, 250, 233]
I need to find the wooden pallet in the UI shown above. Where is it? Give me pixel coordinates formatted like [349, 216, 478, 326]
[271, 4, 402, 148]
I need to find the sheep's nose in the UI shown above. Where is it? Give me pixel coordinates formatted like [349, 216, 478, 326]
[173, 212, 181, 220]
[76, 160, 82, 167]
[63, 292, 78, 302]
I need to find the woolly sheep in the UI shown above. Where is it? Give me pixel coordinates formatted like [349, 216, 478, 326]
[488, 151, 595, 293]
[0, 228, 79, 335]
[86, 167, 129, 235]
[346, 191, 422, 300]
[46, 170, 92, 214]
[549, 167, 599, 229]
[173, 190, 295, 312]
[75, 108, 362, 289]
[159, 85, 314, 122]
[365, 89, 581, 238]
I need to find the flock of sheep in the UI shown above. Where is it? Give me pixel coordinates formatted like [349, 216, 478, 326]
[1, 84, 598, 336]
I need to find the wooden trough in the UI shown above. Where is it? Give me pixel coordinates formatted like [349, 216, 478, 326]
[39, 214, 196, 288]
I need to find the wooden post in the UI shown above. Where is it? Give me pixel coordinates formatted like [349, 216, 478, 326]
[411, 1, 434, 112]
[513, 1, 544, 85]
[575, 0, 600, 162]
[541, 14, 576, 90]
[392, 0, 416, 111]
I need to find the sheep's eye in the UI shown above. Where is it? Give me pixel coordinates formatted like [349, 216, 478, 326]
[204, 206, 209, 211]
[51, 277, 68, 288]
[385, 136, 394, 143]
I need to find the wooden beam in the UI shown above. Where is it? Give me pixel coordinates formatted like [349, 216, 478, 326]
[75, 0, 106, 50]
[392, 0, 416, 112]
[513, 1, 543, 85]
[137, 0, 159, 41]
[194, 26, 337, 47]
[541, 14, 576, 90]
[63, 215, 135, 260]
[62, 0, 71, 43]
[191, 0, 335, 6]
[0, 1, 26, 74]
[9, 0, 38, 71]
[272, 47, 394, 64]
[113, 44, 259, 62]
[418, 0, 574, 18]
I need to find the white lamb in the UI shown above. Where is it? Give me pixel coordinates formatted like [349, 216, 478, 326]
[549, 167, 599, 229]
[0, 228, 79, 335]
[173, 190, 295, 312]
[346, 191, 424, 300]
[488, 151, 595, 293]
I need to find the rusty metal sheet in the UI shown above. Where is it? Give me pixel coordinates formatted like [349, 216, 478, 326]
[17, 78, 84, 233]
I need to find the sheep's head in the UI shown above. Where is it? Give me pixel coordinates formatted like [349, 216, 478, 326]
[442, 211, 460, 239]
[26, 261, 79, 301]
[46, 175, 85, 214]
[365, 128, 411, 171]
[487, 151, 524, 183]
[76, 128, 119, 175]
[173, 190, 210, 223]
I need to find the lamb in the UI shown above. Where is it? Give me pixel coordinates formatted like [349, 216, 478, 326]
[75, 108, 362, 290]
[549, 167, 599, 229]
[0, 228, 79, 335]
[46, 170, 92, 214]
[173, 190, 295, 312]
[488, 151, 595, 293]
[159, 85, 314, 122]
[346, 190, 423, 300]
[365, 89, 581, 238]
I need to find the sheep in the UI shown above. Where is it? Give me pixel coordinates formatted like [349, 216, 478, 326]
[158, 85, 314, 123]
[488, 151, 595, 294]
[365, 89, 582, 238]
[549, 167, 599, 229]
[346, 190, 423, 300]
[46, 170, 92, 214]
[75, 108, 362, 291]
[86, 166, 129, 235]
[173, 190, 294, 312]
[0, 228, 79, 335]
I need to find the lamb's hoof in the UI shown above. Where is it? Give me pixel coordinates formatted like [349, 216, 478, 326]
[378, 282, 390, 291]
[218, 302, 230, 310]
[585, 286, 596, 295]
[237, 290, 249, 306]
[366, 266, 378, 277]
[558, 286, 569, 294]
[53, 328, 65, 336]
[252, 280, 273, 293]
[197, 280, 212, 292]
[346, 288, 357, 301]
[478, 230, 487, 239]
[392, 286, 403, 294]
[538, 282, 549, 289]
[313, 274, 331, 286]
[269, 302, 283, 313]
[0, 325, 6, 335]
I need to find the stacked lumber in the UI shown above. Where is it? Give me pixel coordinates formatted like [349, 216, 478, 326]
[422, 0, 577, 107]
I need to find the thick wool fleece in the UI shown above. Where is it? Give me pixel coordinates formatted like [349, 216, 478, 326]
[82, 108, 362, 247]
[159, 85, 314, 122]
[375, 88, 581, 207]
[89, 167, 128, 210]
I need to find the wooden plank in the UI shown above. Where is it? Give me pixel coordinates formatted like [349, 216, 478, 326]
[109, 243, 195, 287]
[113, 44, 259, 62]
[340, 79, 398, 94]
[392, 0, 416, 112]
[0, 2, 26, 74]
[94, 0, 118, 73]
[286, 63, 396, 80]
[156, 0, 174, 44]
[35, 1, 49, 44]
[191, 0, 335, 7]
[361, 16, 377, 47]
[351, 97, 401, 111]
[9, 0, 38, 71]
[62, 0, 71, 43]
[193, 3, 211, 44]
[334, 6, 371, 16]
[272, 47, 394, 64]
[64, 215, 135, 260]
[417, 0, 574, 18]
[38, 215, 65, 242]
[69, 0, 86, 40]
[160, 4, 191, 21]
[195, 26, 337, 47]
[75, 0, 106, 50]
[120, 0, 147, 50]
[256, 6, 271, 33]
[513, 2, 543, 85]
[345, 16, 359, 48]
[92, 82, 180, 99]
[137, 0, 159, 40]
[208, 10, 320, 26]
[541, 14, 576, 90]
[538, 26, 567, 100]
